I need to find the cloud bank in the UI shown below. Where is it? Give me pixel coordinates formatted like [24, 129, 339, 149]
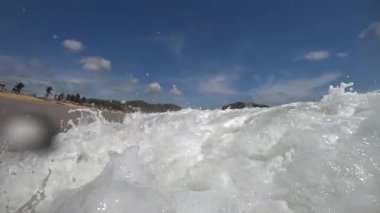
[145, 82, 162, 93]
[170, 85, 182, 96]
[358, 21, 380, 38]
[120, 75, 139, 92]
[301, 51, 330, 61]
[199, 74, 237, 95]
[79, 56, 111, 71]
[253, 72, 342, 105]
[62, 39, 84, 52]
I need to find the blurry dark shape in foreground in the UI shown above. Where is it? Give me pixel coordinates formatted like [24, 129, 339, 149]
[221, 102, 269, 110]
[0, 113, 58, 152]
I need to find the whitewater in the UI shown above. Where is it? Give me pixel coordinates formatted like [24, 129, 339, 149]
[1, 82, 380, 213]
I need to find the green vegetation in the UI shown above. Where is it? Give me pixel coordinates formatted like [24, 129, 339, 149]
[221, 102, 269, 110]
[0, 83, 5, 91]
[12, 82, 25, 94]
[45, 86, 53, 98]
[87, 99, 181, 113]
[2, 81, 181, 113]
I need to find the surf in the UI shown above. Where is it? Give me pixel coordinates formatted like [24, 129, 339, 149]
[1, 82, 380, 212]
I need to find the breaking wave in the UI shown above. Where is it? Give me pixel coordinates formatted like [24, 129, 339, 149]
[1, 83, 380, 213]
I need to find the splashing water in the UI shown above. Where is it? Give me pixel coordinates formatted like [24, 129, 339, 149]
[1, 83, 380, 213]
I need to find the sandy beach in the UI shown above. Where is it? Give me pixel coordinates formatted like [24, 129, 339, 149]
[0, 92, 125, 137]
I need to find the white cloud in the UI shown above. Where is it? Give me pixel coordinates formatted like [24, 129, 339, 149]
[253, 72, 342, 105]
[62, 39, 84, 52]
[120, 75, 139, 92]
[145, 82, 162, 93]
[337, 52, 349, 58]
[79, 56, 111, 71]
[301, 50, 330, 61]
[199, 74, 237, 95]
[170, 84, 182, 96]
[58, 76, 92, 85]
[358, 21, 380, 38]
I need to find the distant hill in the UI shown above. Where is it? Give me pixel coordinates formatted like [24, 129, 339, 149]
[221, 102, 269, 110]
[87, 99, 181, 113]
[125, 100, 181, 113]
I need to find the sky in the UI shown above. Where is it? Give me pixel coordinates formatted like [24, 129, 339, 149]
[0, 0, 380, 108]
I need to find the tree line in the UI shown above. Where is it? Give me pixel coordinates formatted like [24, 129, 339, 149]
[5, 81, 181, 112]
[56, 93, 87, 103]
[8, 82, 87, 104]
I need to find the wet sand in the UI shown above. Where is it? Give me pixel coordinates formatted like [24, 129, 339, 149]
[0, 93, 125, 138]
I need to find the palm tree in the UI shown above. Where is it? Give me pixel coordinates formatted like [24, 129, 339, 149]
[57, 93, 65, 100]
[13, 82, 25, 94]
[0, 83, 5, 91]
[75, 93, 81, 103]
[45, 86, 53, 98]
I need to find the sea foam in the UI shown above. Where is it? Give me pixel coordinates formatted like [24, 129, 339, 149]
[1, 83, 380, 213]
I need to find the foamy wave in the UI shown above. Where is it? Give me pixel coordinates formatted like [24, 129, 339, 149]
[1, 83, 380, 212]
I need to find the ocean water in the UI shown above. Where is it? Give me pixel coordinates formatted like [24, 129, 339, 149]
[1, 83, 380, 213]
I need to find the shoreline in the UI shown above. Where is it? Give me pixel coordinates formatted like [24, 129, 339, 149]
[0, 92, 126, 139]
[1, 92, 90, 109]
[0, 91, 126, 114]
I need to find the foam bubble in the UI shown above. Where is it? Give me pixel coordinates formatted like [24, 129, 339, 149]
[1, 83, 380, 212]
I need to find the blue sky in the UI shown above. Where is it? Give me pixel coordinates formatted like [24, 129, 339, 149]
[0, 0, 379, 108]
